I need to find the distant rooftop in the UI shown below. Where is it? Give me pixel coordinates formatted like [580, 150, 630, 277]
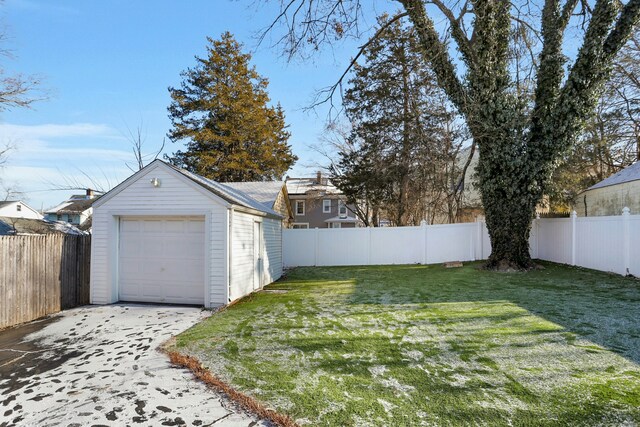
[45, 197, 97, 214]
[223, 181, 285, 210]
[286, 173, 341, 196]
[588, 161, 640, 191]
[0, 217, 86, 235]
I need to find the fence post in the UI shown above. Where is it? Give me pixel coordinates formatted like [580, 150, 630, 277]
[571, 210, 577, 266]
[421, 220, 428, 265]
[533, 213, 540, 260]
[314, 227, 319, 266]
[367, 226, 372, 266]
[475, 218, 482, 260]
[622, 207, 630, 276]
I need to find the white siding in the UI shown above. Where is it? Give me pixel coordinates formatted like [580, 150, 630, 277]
[0, 202, 42, 219]
[90, 163, 228, 307]
[229, 212, 283, 302]
[229, 210, 255, 301]
[263, 217, 283, 284]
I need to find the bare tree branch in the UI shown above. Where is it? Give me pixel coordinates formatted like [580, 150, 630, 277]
[307, 12, 409, 112]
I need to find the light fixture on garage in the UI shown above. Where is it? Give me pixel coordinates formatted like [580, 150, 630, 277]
[150, 177, 161, 188]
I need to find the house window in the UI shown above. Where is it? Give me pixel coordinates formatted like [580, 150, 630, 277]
[292, 223, 309, 229]
[295, 200, 305, 216]
[57, 214, 62, 221]
[338, 201, 348, 218]
[322, 199, 331, 213]
[16, 205, 22, 212]
[330, 222, 341, 229]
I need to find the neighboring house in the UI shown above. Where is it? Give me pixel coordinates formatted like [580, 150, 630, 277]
[286, 172, 360, 229]
[90, 160, 284, 308]
[44, 190, 98, 228]
[0, 201, 43, 219]
[223, 181, 293, 227]
[454, 147, 484, 223]
[0, 217, 85, 235]
[454, 147, 550, 222]
[573, 161, 640, 216]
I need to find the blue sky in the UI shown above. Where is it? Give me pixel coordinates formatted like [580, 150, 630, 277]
[0, 0, 391, 210]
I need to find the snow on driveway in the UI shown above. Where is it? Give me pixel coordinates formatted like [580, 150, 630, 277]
[0, 304, 267, 427]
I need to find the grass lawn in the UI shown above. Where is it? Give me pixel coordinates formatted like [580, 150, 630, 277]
[173, 262, 640, 426]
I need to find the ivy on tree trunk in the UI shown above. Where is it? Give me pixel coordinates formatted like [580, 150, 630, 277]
[398, 0, 640, 269]
[267, 0, 640, 269]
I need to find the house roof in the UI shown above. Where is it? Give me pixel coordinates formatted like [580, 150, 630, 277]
[286, 177, 342, 196]
[45, 198, 96, 214]
[587, 161, 640, 191]
[0, 217, 86, 235]
[222, 181, 285, 210]
[164, 162, 281, 218]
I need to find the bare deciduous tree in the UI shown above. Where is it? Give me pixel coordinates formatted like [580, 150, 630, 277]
[261, 0, 640, 270]
[124, 123, 165, 172]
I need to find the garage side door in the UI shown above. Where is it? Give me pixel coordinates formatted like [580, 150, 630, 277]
[118, 216, 205, 305]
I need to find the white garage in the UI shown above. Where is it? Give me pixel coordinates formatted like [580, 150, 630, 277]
[90, 160, 284, 308]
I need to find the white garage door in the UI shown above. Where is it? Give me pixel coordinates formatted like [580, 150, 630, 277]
[118, 216, 205, 305]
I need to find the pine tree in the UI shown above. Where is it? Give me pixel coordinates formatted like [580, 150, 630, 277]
[268, 0, 640, 269]
[334, 17, 465, 226]
[166, 32, 297, 182]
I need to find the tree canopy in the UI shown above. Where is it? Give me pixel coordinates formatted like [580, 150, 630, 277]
[332, 16, 469, 226]
[166, 32, 297, 182]
[265, 0, 640, 269]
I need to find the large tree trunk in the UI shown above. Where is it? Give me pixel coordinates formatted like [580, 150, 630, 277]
[475, 137, 539, 270]
[483, 193, 537, 270]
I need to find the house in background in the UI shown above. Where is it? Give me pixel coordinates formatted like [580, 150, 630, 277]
[44, 189, 99, 229]
[0, 201, 43, 219]
[286, 172, 360, 229]
[454, 147, 549, 222]
[223, 181, 293, 227]
[573, 161, 640, 216]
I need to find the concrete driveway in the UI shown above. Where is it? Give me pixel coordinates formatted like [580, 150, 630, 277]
[0, 304, 266, 427]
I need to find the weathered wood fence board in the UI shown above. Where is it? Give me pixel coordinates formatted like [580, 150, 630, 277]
[0, 234, 91, 329]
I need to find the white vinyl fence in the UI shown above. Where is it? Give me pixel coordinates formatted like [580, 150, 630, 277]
[283, 208, 639, 277]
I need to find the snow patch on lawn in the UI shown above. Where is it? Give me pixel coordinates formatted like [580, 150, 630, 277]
[377, 398, 396, 413]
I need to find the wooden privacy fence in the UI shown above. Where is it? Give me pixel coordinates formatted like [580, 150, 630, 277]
[0, 234, 91, 329]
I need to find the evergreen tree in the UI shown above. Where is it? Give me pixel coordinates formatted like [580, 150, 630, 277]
[334, 17, 466, 226]
[268, 0, 640, 269]
[166, 32, 297, 182]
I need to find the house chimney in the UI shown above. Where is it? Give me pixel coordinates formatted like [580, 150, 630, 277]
[316, 171, 322, 184]
[86, 188, 95, 199]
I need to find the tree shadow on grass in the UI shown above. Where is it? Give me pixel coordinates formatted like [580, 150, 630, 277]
[332, 262, 640, 365]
